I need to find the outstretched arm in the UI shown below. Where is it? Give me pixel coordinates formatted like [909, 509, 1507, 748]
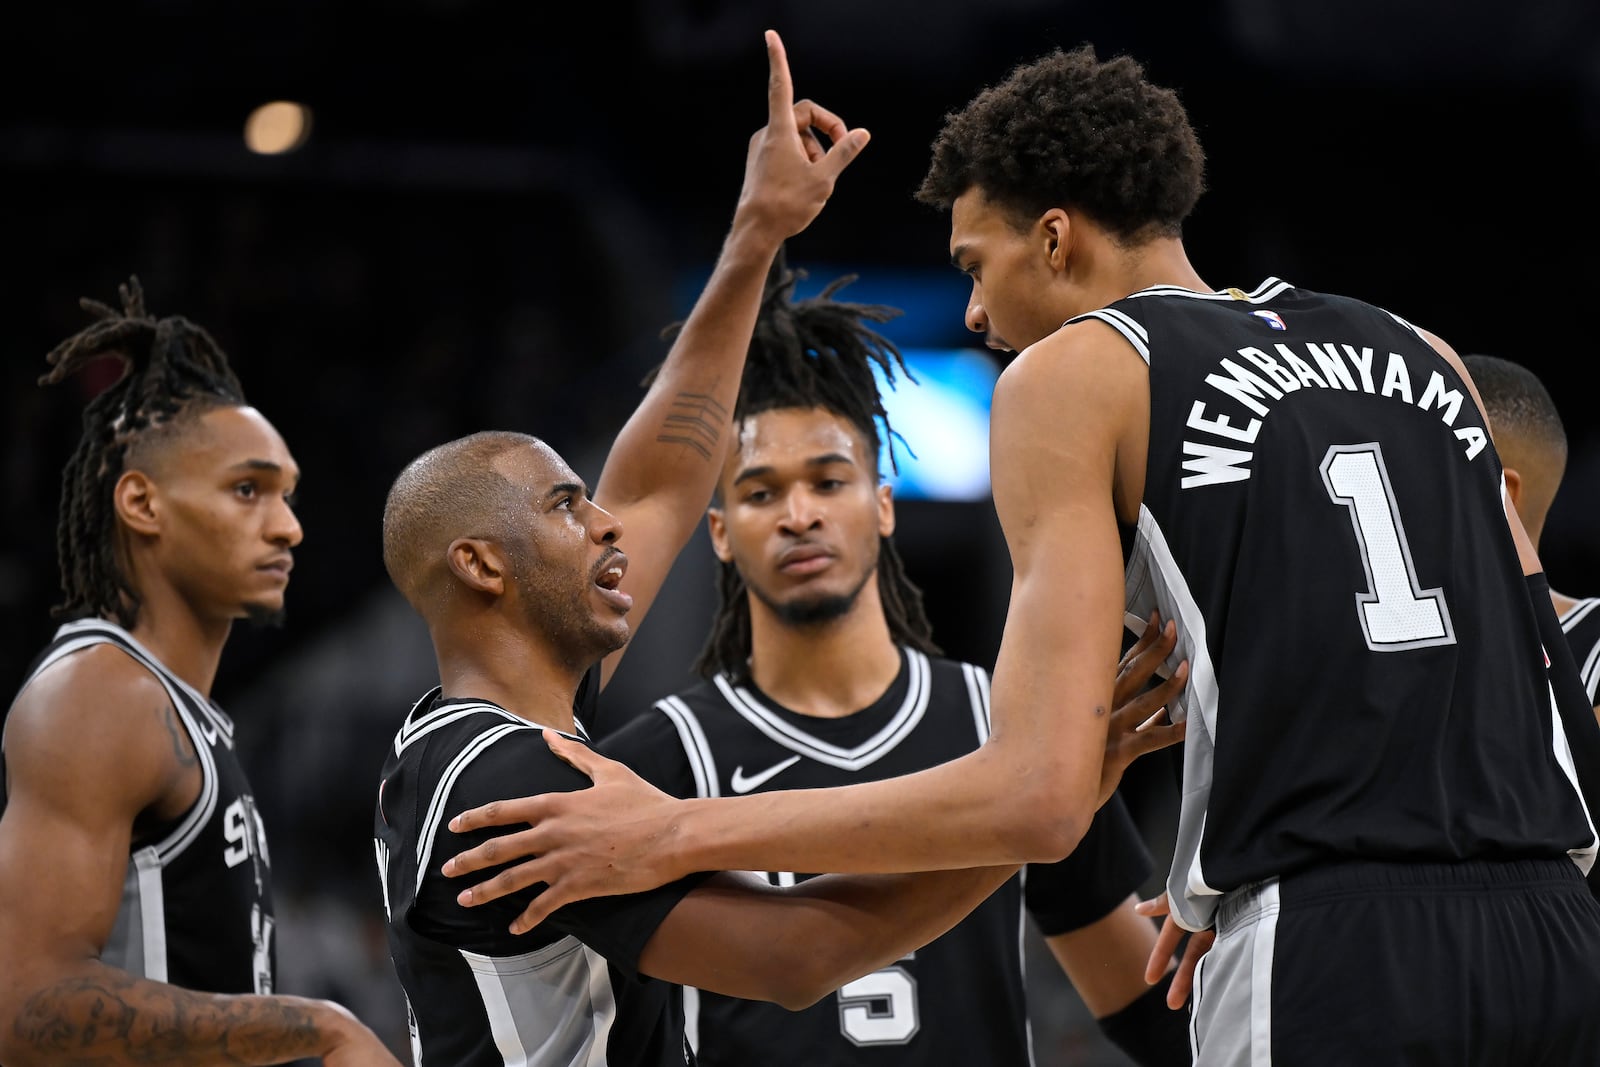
[593, 29, 869, 687]
[641, 866, 1017, 1009]
[446, 345, 1186, 916]
[0, 653, 399, 1067]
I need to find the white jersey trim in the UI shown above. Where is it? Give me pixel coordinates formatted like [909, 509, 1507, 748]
[655, 695, 722, 799]
[1068, 309, 1150, 363]
[1126, 505, 1226, 932]
[962, 663, 992, 745]
[1561, 597, 1600, 702]
[415, 722, 530, 890]
[1126, 277, 1292, 304]
[460, 940, 616, 1067]
[30, 621, 221, 867]
[710, 648, 933, 770]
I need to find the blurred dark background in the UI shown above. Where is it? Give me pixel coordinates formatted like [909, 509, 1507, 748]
[5, 2, 1599, 1063]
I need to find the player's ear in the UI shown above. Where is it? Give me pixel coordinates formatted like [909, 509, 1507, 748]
[1040, 208, 1072, 270]
[706, 508, 734, 563]
[876, 484, 896, 538]
[113, 470, 161, 536]
[447, 538, 509, 595]
[1501, 467, 1524, 515]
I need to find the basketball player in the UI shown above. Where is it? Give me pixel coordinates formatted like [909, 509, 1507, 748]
[443, 43, 1600, 1063]
[601, 259, 1189, 1066]
[372, 35, 1184, 1067]
[1463, 353, 1600, 715]
[0, 278, 400, 1066]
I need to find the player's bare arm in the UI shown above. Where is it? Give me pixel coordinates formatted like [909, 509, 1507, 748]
[442, 426, 1186, 927]
[592, 29, 869, 686]
[0, 653, 398, 1067]
[1043, 893, 1170, 1019]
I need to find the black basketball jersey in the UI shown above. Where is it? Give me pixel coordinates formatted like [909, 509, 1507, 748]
[601, 648, 1152, 1067]
[1561, 597, 1600, 706]
[1074, 279, 1598, 931]
[1, 619, 276, 993]
[374, 673, 707, 1067]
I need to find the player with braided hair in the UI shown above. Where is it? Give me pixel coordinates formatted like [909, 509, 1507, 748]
[0, 278, 400, 1066]
[602, 254, 1190, 1065]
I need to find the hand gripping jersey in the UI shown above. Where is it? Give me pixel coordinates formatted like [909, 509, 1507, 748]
[3, 619, 276, 993]
[602, 648, 1152, 1067]
[374, 673, 707, 1067]
[1074, 279, 1599, 932]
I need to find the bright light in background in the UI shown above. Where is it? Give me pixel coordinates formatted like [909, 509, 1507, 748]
[244, 101, 312, 155]
[874, 348, 999, 502]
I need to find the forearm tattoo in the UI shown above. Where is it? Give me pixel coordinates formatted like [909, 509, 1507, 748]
[13, 972, 322, 1066]
[654, 391, 728, 461]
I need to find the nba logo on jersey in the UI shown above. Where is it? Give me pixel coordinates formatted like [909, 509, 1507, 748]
[1251, 309, 1287, 331]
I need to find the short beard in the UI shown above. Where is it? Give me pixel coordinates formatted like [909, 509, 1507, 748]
[754, 566, 875, 629]
[772, 593, 858, 626]
[244, 604, 287, 629]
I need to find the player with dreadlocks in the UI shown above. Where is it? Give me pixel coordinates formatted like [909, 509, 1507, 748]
[0, 277, 400, 1066]
[599, 255, 1192, 1066]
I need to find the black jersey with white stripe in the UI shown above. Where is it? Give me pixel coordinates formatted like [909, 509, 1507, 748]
[374, 673, 707, 1067]
[601, 648, 1152, 1067]
[1561, 597, 1600, 706]
[1, 619, 276, 993]
[1074, 279, 1598, 931]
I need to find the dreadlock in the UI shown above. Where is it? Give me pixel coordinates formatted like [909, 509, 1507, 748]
[38, 275, 248, 627]
[648, 250, 942, 681]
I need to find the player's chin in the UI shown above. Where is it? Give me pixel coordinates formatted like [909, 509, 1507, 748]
[240, 596, 288, 629]
[591, 615, 631, 656]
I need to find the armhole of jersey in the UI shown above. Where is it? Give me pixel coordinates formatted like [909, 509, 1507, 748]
[653, 697, 720, 798]
[1380, 308, 1425, 339]
[1067, 308, 1151, 365]
[48, 631, 220, 865]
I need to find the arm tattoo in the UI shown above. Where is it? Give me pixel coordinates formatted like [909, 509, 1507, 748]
[159, 700, 199, 769]
[14, 971, 322, 1065]
[654, 391, 728, 461]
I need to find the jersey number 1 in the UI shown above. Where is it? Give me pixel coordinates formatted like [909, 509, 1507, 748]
[1321, 444, 1454, 651]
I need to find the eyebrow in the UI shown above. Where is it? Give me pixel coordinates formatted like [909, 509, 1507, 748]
[731, 453, 856, 486]
[227, 459, 296, 479]
[949, 245, 970, 270]
[545, 481, 587, 501]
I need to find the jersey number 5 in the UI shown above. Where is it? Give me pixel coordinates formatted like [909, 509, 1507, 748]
[1321, 444, 1454, 651]
[837, 960, 920, 1046]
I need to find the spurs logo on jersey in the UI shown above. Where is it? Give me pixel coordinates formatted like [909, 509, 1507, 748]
[4, 619, 275, 994]
[603, 648, 1153, 1067]
[1072, 279, 1599, 933]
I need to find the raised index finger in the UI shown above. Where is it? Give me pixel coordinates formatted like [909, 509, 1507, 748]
[765, 29, 796, 128]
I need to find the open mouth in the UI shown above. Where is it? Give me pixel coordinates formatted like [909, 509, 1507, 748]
[593, 551, 633, 611]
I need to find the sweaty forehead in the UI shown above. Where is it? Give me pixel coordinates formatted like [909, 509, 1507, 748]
[490, 438, 573, 492]
[726, 408, 871, 478]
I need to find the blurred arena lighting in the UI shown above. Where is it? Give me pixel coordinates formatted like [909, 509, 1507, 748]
[244, 101, 312, 155]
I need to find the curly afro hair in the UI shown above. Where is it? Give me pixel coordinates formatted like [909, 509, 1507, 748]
[916, 44, 1205, 243]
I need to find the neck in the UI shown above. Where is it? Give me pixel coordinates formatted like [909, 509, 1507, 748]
[431, 617, 584, 733]
[123, 590, 234, 699]
[1079, 234, 1211, 313]
[1551, 587, 1579, 617]
[745, 582, 904, 719]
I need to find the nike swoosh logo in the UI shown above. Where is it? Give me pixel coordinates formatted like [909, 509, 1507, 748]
[730, 755, 802, 793]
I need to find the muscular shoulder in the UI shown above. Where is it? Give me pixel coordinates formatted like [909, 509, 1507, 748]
[992, 319, 1147, 522]
[4, 644, 188, 815]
